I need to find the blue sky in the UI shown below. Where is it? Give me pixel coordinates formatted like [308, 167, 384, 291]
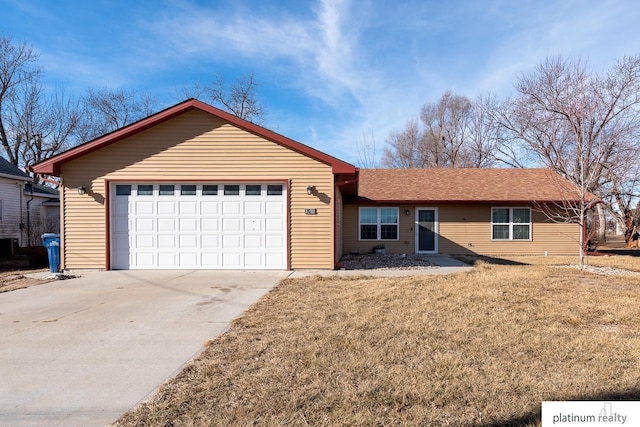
[2, 0, 639, 165]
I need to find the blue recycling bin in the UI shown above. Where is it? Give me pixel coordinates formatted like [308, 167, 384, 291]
[41, 233, 60, 273]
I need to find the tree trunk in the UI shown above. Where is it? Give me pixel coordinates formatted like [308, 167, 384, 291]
[623, 210, 638, 248]
[596, 203, 606, 244]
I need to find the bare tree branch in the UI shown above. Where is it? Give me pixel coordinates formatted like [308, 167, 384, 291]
[184, 73, 267, 125]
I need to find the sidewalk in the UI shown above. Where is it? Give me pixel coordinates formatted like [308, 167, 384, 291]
[289, 255, 472, 278]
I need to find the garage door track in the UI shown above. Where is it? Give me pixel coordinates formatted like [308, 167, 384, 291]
[0, 269, 288, 427]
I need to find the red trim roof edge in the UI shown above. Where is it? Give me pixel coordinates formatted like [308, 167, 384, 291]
[345, 199, 581, 205]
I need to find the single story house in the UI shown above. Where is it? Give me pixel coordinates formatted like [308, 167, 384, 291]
[32, 99, 580, 271]
[0, 157, 60, 252]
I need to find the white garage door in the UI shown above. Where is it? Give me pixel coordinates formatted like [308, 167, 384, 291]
[111, 183, 287, 269]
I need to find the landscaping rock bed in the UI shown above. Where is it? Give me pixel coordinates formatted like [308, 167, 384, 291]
[339, 254, 437, 270]
[564, 264, 640, 276]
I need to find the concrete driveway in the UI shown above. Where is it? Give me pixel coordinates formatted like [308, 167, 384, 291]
[0, 269, 289, 427]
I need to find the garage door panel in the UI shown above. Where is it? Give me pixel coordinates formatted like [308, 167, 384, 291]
[179, 234, 199, 249]
[135, 201, 155, 215]
[179, 201, 198, 215]
[265, 218, 284, 232]
[222, 252, 242, 267]
[201, 218, 219, 232]
[201, 234, 220, 248]
[135, 218, 154, 232]
[112, 183, 286, 269]
[158, 234, 176, 248]
[222, 201, 241, 215]
[222, 218, 241, 232]
[158, 252, 178, 267]
[265, 235, 284, 248]
[265, 201, 283, 215]
[223, 234, 242, 249]
[135, 252, 156, 268]
[158, 218, 176, 232]
[244, 235, 262, 249]
[265, 253, 284, 268]
[136, 235, 155, 248]
[244, 218, 262, 231]
[179, 252, 199, 267]
[201, 201, 219, 214]
[157, 201, 176, 214]
[201, 253, 220, 267]
[244, 201, 262, 215]
[179, 218, 198, 232]
[244, 253, 263, 267]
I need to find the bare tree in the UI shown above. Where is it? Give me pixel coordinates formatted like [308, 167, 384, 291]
[184, 73, 266, 124]
[352, 131, 380, 168]
[381, 119, 430, 168]
[382, 91, 497, 169]
[488, 55, 640, 260]
[0, 34, 82, 173]
[78, 87, 158, 141]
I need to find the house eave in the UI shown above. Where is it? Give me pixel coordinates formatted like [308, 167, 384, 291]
[345, 198, 580, 205]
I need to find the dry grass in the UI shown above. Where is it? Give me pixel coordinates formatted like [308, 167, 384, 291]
[117, 264, 640, 427]
[0, 268, 51, 293]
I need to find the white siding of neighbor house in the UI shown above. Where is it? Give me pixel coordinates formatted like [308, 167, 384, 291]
[0, 178, 24, 245]
[22, 194, 60, 246]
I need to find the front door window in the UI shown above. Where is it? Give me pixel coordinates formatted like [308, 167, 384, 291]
[417, 209, 437, 252]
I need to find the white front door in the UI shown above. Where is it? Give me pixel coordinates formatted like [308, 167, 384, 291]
[415, 208, 438, 253]
[111, 183, 287, 269]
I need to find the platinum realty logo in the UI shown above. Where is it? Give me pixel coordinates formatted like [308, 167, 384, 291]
[542, 401, 638, 426]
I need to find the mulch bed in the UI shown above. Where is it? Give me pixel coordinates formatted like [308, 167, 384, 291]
[339, 254, 437, 270]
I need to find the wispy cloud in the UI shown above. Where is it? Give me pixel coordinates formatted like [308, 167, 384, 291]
[141, 0, 379, 108]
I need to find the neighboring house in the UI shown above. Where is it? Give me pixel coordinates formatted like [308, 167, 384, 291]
[0, 157, 60, 252]
[32, 99, 580, 271]
[23, 183, 61, 246]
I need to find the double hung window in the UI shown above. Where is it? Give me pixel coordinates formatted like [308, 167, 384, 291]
[359, 207, 399, 240]
[492, 207, 531, 240]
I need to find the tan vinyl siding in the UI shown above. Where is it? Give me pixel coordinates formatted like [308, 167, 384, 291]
[60, 109, 334, 270]
[437, 205, 579, 255]
[343, 203, 580, 257]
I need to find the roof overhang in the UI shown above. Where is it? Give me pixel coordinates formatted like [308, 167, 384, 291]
[345, 198, 582, 205]
[31, 99, 357, 176]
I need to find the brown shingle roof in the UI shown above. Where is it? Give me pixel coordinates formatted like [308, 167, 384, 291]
[357, 168, 580, 203]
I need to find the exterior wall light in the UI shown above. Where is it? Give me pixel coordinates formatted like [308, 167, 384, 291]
[78, 186, 86, 195]
[306, 185, 315, 195]
[405, 209, 411, 216]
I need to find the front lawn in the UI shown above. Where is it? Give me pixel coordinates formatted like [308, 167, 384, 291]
[454, 253, 640, 272]
[116, 264, 640, 426]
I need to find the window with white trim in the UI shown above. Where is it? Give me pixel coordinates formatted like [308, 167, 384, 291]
[492, 207, 531, 240]
[359, 207, 399, 240]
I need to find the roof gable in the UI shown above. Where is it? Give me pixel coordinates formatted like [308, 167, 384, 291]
[356, 168, 581, 203]
[0, 156, 29, 180]
[31, 99, 356, 176]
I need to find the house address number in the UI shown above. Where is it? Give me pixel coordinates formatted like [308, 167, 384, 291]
[304, 208, 318, 215]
